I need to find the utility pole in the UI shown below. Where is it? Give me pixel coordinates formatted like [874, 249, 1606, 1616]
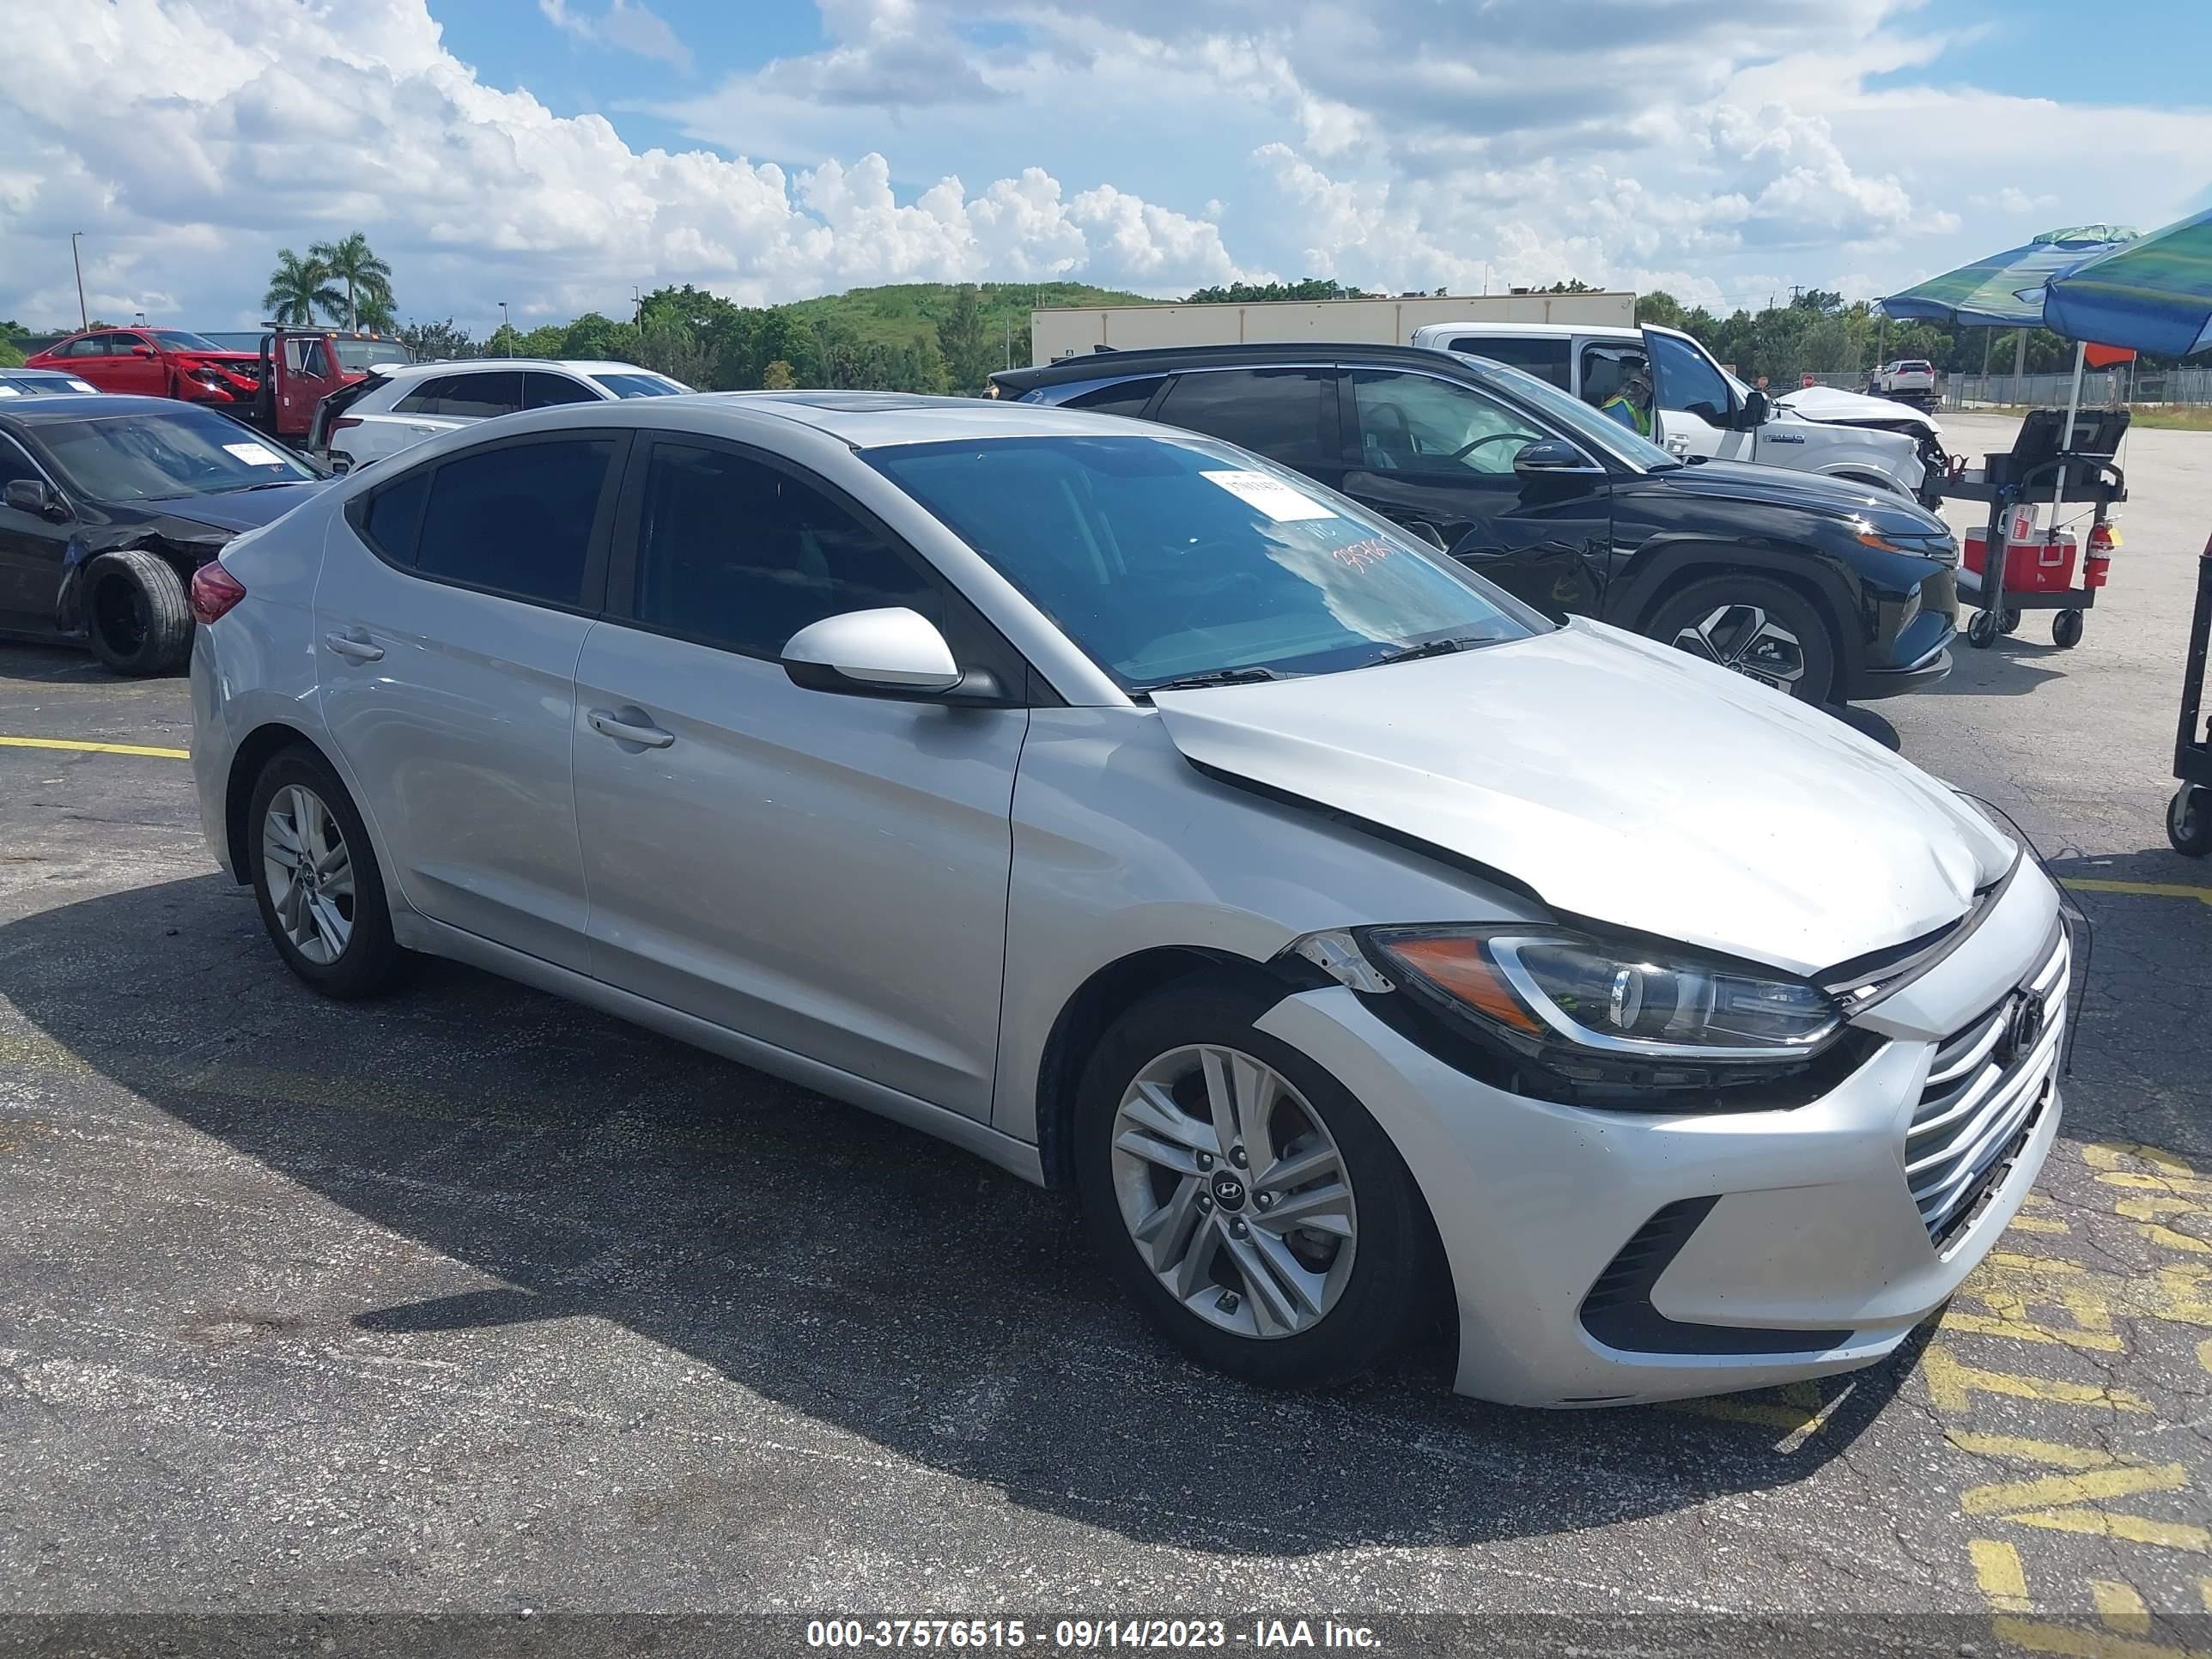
[633, 287, 642, 327]
[70, 232, 88, 331]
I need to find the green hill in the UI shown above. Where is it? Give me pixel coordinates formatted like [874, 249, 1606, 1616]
[776, 280, 1163, 355]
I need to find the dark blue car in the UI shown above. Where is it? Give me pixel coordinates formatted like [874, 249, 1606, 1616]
[0, 394, 329, 674]
[0, 367, 100, 397]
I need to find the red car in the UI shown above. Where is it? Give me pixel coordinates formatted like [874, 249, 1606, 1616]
[26, 324, 406, 449]
[27, 325, 262, 407]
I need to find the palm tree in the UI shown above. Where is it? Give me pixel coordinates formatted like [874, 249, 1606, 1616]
[308, 232, 394, 331]
[264, 249, 341, 326]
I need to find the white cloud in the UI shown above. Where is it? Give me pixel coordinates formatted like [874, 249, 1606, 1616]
[540, 0, 694, 74]
[0, 0, 1251, 332]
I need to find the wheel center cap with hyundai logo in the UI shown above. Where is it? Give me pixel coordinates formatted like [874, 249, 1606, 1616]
[1209, 1170, 1248, 1212]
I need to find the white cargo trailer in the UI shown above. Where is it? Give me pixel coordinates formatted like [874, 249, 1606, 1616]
[1029, 290, 1637, 366]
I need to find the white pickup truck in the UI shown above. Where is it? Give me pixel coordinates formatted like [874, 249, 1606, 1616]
[1411, 322, 1945, 507]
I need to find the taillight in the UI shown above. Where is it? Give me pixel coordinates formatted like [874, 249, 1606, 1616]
[331, 416, 362, 431]
[188, 561, 247, 625]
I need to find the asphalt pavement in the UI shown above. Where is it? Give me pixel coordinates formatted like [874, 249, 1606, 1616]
[2, 415, 2209, 1650]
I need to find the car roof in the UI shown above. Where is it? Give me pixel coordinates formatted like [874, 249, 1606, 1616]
[1419, 321, 1640, 341]
[376, 358, 659, 378]
[0, 392, 229, 425]
[678, 390, 1205, 447]
[991, 339, 1522, 391]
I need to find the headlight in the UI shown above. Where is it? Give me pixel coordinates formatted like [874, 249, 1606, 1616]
[1368, 927, 1839, 1057]
[1285, 924, 1852, 1110]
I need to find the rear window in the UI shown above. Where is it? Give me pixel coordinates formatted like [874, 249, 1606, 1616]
[359, 468, 430, 564]
[1062, 377, 1168, 418]
[1448, 336, 1573, 390]
[589, 372, 690, 398]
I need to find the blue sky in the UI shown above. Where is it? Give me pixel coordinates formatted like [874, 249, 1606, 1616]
[3, 0, 2207, 335]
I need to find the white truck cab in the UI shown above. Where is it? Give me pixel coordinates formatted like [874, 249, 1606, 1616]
[1410, 322, 1944, 506]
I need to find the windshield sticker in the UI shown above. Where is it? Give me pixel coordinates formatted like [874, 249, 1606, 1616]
[1200, 469, 1336, 522]
[222, 441, 286, 467]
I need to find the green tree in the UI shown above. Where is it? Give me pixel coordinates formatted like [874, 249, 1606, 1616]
[264, 249, 341, 326]
[307, 231, 395, 331]
[0, 338, 21, 368]
[1185, 277, 1377, 303]
[395, 318, 476, 361]
[935, 284, 995, 393]
[761, 359, 798, 390]
[484, 322, 525, 356]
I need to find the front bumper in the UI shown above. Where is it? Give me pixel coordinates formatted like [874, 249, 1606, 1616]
[1855, 641, 1953, 700]
[1255, 858, 2065, 1407]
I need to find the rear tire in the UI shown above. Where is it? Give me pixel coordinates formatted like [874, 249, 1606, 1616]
[83, 549, 192, 676]
[1644, 574, 1838, 705]
[246, 748, 411, 1000]
[2052, 610, 2084, 649]
[1967, 609, 1999, 649]
[1073, 977, 1433, 1389]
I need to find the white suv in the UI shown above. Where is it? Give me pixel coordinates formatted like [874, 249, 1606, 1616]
[317, 359, 690, 469]
[1412, 323, 1944, 506]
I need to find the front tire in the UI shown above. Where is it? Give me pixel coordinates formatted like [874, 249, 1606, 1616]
[1073, 978, 1432, 1389]
[2169, 786, 2212, 858]
[247, 748, 411, 999]
[2052, 609, 2084, 649]
[83, 549, 192, 676]
[1644, 574, 1838, 705]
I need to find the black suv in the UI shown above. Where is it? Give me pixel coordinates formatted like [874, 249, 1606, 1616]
[991, 344, 1958, 707]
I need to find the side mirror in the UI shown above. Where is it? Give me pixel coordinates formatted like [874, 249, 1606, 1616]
[1736, 389, 1770, 429]
[1404, 520, 1447, 551]
[131, 344, 155, 359]
[782, 607, 967, 699]
[1513, 438, 1600, 475]
[3, 478, 64, 520]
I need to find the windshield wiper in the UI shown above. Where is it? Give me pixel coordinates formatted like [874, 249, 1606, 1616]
[216, 479, 312, 493]
[1371, 635, 1486, 665]
[1144, 665, 1285, 692]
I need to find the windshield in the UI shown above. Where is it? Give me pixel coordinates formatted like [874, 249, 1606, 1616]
[33, 406, 323, 501]
[149, 330, 225, 353]
[868, 434, 1538, 690]
[591, 372, 690, 398]
[335, 339, 412, 372]
[1453, 355, 1680, 471]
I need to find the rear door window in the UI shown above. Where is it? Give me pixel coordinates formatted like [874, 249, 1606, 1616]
[410, 437, 617, 608]
[526, 372, 603, 410]
[1151, 368, 1338, 470]
[430, 371, 525, 419]
[1449, 337, 1573, 390]
[392, 375, 456, 416]
[357, 467, 431, 565]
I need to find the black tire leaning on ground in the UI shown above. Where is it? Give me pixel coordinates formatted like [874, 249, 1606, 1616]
[1073, 975, 1434, 1389]
[246, 745, 414, 1000]
[82, 548, 193, 676]
[1643, 573, 1838, 706]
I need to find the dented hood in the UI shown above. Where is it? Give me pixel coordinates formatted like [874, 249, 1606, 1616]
[1778, 383, 1942, 434]
[1152, 622, 2014, 976]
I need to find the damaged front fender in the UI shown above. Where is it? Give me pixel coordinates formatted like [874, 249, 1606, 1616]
[56, 519, 231, 637]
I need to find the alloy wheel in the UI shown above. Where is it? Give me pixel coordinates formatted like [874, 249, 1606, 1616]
[1109, 1043, 1358, 1340]
[1670, 603, 1806, 691]
[262, 784, 356, 964]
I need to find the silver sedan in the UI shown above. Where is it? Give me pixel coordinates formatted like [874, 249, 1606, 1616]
[187, 392, 2065, 1406]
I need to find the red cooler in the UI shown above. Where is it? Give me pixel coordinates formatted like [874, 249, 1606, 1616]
[1965, 521, 2079, 597]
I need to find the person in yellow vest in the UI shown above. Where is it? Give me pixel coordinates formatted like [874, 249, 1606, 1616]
[1600, 366, 1654, 438]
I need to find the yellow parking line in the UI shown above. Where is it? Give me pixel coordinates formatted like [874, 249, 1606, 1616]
[2063, 878, 2212, 906]
[0, 735, 190, 760]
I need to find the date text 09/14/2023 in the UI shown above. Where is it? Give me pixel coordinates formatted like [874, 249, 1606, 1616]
[805, 1619, 1382, 1649]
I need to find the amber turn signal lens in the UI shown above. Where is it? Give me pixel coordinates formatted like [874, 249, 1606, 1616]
[1380, 937, 1542, 1033]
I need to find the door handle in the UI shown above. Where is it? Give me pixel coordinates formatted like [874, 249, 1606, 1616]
[587, 708, 675, 749]
[323, 631, 384, 663]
